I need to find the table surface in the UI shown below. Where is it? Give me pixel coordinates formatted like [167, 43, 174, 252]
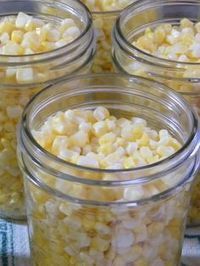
[0, 219, 200, 266]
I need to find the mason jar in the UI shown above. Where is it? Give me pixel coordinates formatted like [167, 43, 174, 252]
[18, 73, 199, 265]
[79, 0, 137, 73]
[0, 0, 95, 220]
[112, 0, 200, 225]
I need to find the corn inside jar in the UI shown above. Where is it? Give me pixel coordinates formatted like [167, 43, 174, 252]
[80, 0, 136, 73]
[0, 0, 95, 220]
[112, 0, 200, 225]
[18, 74, 200, 266]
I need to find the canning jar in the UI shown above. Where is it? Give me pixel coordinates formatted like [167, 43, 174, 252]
[0, 0, 95, 220]
[112, 0, 200, 225]
[18, 74, 199, 266]
[80, 0, 136, 72]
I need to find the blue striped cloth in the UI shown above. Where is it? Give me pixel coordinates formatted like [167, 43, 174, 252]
[0, 218, 199, 266]
[0, 219, 30, 266]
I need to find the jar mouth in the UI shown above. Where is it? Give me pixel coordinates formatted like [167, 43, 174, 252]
[112, 50, 200, 96]
[0, 0, 93, 65]
[114, 0, 200, 69]
[20, 73, 200, 186]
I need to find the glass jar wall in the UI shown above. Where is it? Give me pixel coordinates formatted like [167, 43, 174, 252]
[0, 0, 95, 220]
[80, 0, 137, 72]
[112, 0, 200, 225]
[18, 74, 199, 265]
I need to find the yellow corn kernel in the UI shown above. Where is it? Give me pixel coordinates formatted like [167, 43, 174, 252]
[123, 156, 135, 168]
[169, 138, 182, 150]
[154, 26, 166, 45]
[0, 21, 15, 34]
[82, 215, 96, 231]
[138, 132, 149, 146]
[134, 258, 148, 266]
[99, 132, 116, 145]
[91, 237, 109, 252]
[136, 35, 156, 52]
[25, 18, 44, 31]
[98, 144, 114, 155]
[180, 18, 193, 28]
[11, 30, 24, 43]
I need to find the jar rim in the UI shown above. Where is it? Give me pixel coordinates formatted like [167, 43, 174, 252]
[92, 10, 120, 16]
[20, 73, 200, 185]
[114, 0, 200, 70]
[0, 0, 93, 65]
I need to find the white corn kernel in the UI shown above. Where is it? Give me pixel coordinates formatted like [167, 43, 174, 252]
[77, 155, 99, 168]
[93, 106, 110, 121]
[70, 130, 89, 147]
[126, 142, 138, 155]
[0, 32, 10, 44]
[60, 18, 76, 32]
[79, 122, 92, 132]
[93, 121, 108, 137]
[52, 136, 69, 154]
[62, 26, 80, 40]
[2, 42, 21, 55]
[124, 186, 144, 201]
[112, 229, 135, 249]
[132, 117, 147, 127]
[15, 12, 32, 28]
[16, 68, 34, 83]
[46, 29, 61, 42]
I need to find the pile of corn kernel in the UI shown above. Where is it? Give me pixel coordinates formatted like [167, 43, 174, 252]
[133, 18, 200, 62]
[0, 12, 81, 218]
[33, 106, 181, 169]
[81, 0, 136, 72]
[0, 12, 80, 83]
[29, 106, 189, 265]
[81, 0, 134, 12]
[0, 89, 35, 217]
[0, 12, 80, 55]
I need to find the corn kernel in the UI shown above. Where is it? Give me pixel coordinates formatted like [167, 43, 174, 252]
[15, 12, 32, 29]
[0, 20, 15, 34]
[16, 68, 34, 83]
[3, 41, 21, 55]
[11, 30, 23, 43]
[0, 32, 10, 44]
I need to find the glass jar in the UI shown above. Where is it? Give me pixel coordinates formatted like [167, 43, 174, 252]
[80, 0, 137, 73]
[112, 0, 200, 225]
[18, 73, 199, 266]
[0, 0, 95, 220]
[91, 11, 118, 72]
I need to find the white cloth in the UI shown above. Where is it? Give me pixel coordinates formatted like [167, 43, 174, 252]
[0, 218, 199, 266]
